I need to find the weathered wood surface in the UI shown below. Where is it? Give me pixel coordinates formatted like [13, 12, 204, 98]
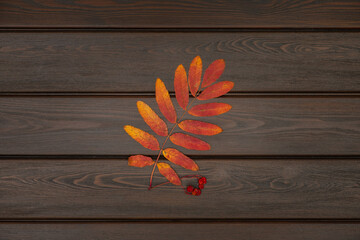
[1, 222, 359, 240]
[1, 0, 360, 28]
[1, 159, 359, 219]
[1, 97, 359, 155]
[1, 32, 359, 93]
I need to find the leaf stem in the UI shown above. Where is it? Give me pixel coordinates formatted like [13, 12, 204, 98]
[150, 175, 202, 190]
[148, 92, 201, 190]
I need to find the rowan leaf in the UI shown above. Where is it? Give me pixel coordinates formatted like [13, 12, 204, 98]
[124, 56, 233, 192]
[157, 162, 181, 185]
[123, 125, 160, 150]
[128, 155, 154, 167]
[174, 64, 189, 110]
[178, 120, 222, 136]
[197, 81, 234, 100]
[202, 59, 225, 88]
[137, 101, 168, 136]
[188, 56, 202, 97]
[170, 132, 210, 151]
[188, 102, 232, 117]
[163, 148, 199, 171]
[156, 78, 177, 123]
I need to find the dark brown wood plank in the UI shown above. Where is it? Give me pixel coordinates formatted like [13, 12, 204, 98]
[1, 222, 360, 240]
[1, 97, 360, 155]
[1, 0, 360, 28]
[1, 32, 359, 92]
[1, 159, 360, 219]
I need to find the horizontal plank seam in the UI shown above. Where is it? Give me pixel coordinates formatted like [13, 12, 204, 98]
[1, 28, 360, 32]
[1, 219, 360, 223]
[1, 155, 360, 160]
[1, 92, 360, 98]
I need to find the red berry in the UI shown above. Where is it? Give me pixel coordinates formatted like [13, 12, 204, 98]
[199, 183, 204, 189]
[186, 185, 195, 193]
[192, 188, 201, 196]
[198, 177, 207, 185]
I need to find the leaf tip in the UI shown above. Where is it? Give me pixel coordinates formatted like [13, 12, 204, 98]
[193, 55, 202, 62]
[156, 77, 163, 85]
[191, 56, 202, 68]
[176, 64, 185, 71]
[192, 165, 200, 171]
[136, 100, 144, 110]
[218, 59, 225, 67]
[218, 127, 223, 134]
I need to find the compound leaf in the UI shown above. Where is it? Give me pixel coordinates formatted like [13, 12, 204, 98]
[137, 101, 168, 136]
[197, 81, 234, 100]
[156, 78, 177, 123]
[178, 120, 222, 136]
[128, 155, 154, 167]
[188, 102, 232, 117]
[163, 148, 199, 171]
[174, 64, 189, 110]
[170, 132, 210, 151]
[157, 162, 181, 185]
[124, 125, 160, 150]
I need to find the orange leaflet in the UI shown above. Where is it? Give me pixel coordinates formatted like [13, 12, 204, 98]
[174, 64, 189, 110]
[202, 59, 225, 88]
[197, 81, 234, 100]
[178, 120, 222, 136]
[128, 155, 154, 167]
[163, 148, 199, 171]
[170, 132, 210, 151]
[137, 101, 168, 136]
[188, 102, 232, 117]
[155, 78, 177, 123]
[123, 125, 160, 150]
[188, 56, 202, 96]
[157, 162, 181, 185]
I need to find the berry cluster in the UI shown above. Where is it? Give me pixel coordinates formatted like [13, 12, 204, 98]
[186, 177, 207, 196]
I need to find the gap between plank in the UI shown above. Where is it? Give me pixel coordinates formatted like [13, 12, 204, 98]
[1, 92, 360, 98]
[0, 155, 359, 160]
[1, 28, 360, 32]
[1, 218, 360, 223]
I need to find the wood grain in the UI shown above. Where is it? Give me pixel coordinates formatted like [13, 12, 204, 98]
[1, 159, 360, 219]
[1, 97, 360, 155]
[1, 222, 360, 240]
[1, 32, 359, 93]
[0, 0, 360, 28]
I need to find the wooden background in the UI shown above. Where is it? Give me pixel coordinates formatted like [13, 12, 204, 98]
[1, 1, 360, 239]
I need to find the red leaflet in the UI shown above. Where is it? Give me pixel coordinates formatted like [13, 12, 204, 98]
[174, 64, 189, 110]
[157, 163, 181, 185]
[137, 101, 168, 136]
[170, 132, 210, 151]
[197, 81, 234, 100]
[156, 78, 177, 123]
[128, 155, 154, 167]
[123, 125, 160, 150]
[163, 148, 199, 171]
[178, 120, 222, 136]
[202, 59, 225, 88]
[188, 102, 232, 117]
[188, 56, 202, 96]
